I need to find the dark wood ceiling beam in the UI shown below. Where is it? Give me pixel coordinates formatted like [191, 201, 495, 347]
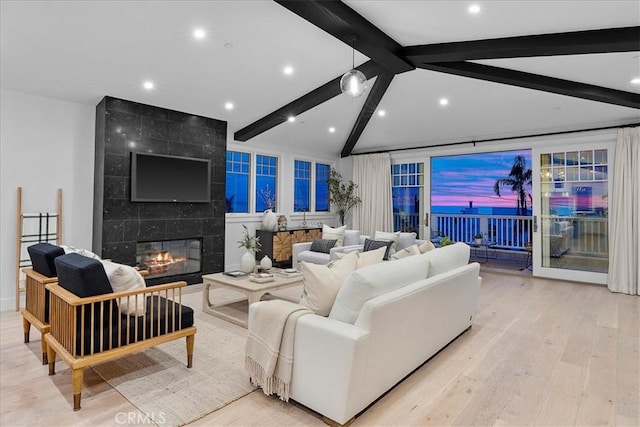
[419, 61, 640, 109]
[341, 71, 395, 157]
[403, 26, 640, 64]
[234, 61, 384, 142]
[275, 0, 414, 74]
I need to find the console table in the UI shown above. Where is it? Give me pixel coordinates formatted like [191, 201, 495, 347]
[256, 227, 321, 267]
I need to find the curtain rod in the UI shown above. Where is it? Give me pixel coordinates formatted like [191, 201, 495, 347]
[351, 122, 640, 157]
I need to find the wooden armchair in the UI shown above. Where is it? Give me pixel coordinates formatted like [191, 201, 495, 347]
[22, 242, 65, 364]
[45, 253, 196, 411]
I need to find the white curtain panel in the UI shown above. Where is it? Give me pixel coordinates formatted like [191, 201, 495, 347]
[352, 153, 393, 236]
[607, 127, 640, 295]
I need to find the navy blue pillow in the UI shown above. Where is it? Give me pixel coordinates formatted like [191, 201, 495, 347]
[310, 238, 337, 254]
[54, 253, 113, 298]
[363, 238, 394, 260]
[28, 242, 65, 277]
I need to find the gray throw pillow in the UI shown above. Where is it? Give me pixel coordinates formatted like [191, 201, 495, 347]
[310, 238, 338, 254]
[363, 238, 394, 260]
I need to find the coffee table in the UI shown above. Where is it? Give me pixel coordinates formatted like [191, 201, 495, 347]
[201, 271, 304, 328]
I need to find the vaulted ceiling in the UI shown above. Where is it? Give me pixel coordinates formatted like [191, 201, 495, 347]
[2, 1, 639, 157]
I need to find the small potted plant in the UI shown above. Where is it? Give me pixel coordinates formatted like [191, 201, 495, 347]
[238, 225, 262, 272]
[474, 233, 484, 245]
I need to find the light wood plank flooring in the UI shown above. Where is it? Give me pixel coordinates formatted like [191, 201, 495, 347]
[1, 272, 638, 426]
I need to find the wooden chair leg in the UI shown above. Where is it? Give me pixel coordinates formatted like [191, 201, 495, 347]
[47, 345, 56, 376]
[72, 368, 84, 411]
[22, 317, 31, 343]
[186, 334, 195, 368]
[40, 333, 48, 365]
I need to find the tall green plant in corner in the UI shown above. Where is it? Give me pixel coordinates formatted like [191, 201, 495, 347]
[327, 167, 361, 226]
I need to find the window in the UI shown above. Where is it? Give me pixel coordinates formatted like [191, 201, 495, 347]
[255, 154, 278, 212]
[315, 163, 330, 212]
[294, 160, 311, 212]
[225, 151, 250, 213]
[392, 163, 424, 233]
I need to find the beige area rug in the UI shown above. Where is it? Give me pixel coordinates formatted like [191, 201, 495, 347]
[92, 289, 256, 427]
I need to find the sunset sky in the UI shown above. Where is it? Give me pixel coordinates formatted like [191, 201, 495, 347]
[431, 149, 532, 209]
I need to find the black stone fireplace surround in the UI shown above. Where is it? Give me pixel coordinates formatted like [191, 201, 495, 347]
[93, 96, 226, 285]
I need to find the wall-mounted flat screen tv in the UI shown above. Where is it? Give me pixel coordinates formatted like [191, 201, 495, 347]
[131, 152, 211, 203]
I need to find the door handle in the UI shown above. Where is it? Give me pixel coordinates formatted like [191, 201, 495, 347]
[424, 213, 429, 226]
[533, 215, 538, 232]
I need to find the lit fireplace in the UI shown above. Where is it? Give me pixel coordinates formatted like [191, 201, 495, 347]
[136, 238, 202, 280]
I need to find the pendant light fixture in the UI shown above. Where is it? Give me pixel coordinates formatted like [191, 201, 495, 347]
[340, 35, 367, 98]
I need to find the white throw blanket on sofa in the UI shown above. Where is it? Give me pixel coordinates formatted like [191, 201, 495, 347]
[245, 300, 312, 401]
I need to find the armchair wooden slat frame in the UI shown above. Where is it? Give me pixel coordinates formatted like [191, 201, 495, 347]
[21, 268, 57, 364]
[45, 280, 196, 411]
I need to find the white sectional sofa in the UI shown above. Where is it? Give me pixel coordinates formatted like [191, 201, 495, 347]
[249, 242, 480, 425]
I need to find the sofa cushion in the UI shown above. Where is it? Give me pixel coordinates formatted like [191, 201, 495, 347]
[418, 240, 436, 253]
[334, 246, 386, 269]
[329, 252, 430, 324]
[373, 231, 400, 252]
[101, 260, 147, 315]
[363, 238, 394, 260]
[299, 251, 358, 316]
[391, 244, 420, 260]
[27, 242, 65, 277]
[323, 224, 346, 246]
[342, 230, 361, 247]
[396, 232, 417, 251]
[298, 250, 331, 265]
[310, 238, 337, 254]
[424, 242, 470, 278]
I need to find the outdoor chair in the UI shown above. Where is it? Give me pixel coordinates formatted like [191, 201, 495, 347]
[45, 253, 196, 410]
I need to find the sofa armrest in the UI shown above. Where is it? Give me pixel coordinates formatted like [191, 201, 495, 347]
[248, 301, 370, 425]
[292, 242, 313, 269]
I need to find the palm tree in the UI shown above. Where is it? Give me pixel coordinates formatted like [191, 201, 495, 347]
[494, 155, 532, 216]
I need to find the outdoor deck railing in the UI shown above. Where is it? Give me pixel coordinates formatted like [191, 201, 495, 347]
[425, 213, 607, 255]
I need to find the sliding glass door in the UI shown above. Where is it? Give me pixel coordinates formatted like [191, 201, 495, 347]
[532, 141, 614, 284]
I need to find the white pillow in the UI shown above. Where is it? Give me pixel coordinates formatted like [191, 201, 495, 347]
[323, 224, 347, 246]
[61, 244, 101, 260]
[101, 260, 146, 316]
[334, 246, 386, 269]
[418, 240, 436, 253]
[391, 244, 420, 260]
[299, 250, 358, 316]
[396, 232, 417, 251]
[423, 242, 470, 278]
[329, 252, 430, 324]
[373, 231, 400, 252]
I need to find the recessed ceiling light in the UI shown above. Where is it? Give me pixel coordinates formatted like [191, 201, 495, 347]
[287, 116, 296, 122]
[468, 4, 481, 14]
[193, 28, 206, 40]
[328, 127, 336, 133]
[283, 66, 294, 75]
[439, 98, 449, 106]
[631, 77, 640, 85]
[143, 81, 154, 90]
[224, 102, 234, 110]
[378, 110, 386, 117]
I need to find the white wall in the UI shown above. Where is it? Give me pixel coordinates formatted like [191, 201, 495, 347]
[0, 89, 95, 311]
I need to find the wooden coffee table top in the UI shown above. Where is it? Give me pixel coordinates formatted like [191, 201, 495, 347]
[202, 270, 303, 292]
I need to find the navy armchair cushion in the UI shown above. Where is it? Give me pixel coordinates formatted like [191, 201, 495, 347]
[54, 253, 113, 298]
[28, 242, 65, 277]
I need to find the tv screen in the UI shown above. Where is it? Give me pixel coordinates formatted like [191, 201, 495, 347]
[131, 152, 211, 203]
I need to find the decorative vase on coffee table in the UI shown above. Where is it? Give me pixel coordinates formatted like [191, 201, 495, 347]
[262, 209, 277, 230]
[240, 250, 256, 273]
[259, 255, 272, 271]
